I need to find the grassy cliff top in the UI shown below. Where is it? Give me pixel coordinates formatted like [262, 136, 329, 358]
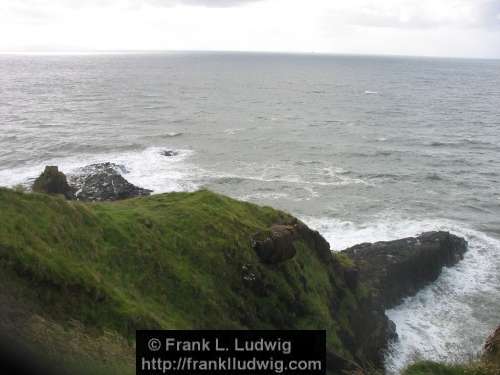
[0, 188, 362, 374]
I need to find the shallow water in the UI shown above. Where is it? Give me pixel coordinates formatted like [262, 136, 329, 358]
[1, 52, 500, 373]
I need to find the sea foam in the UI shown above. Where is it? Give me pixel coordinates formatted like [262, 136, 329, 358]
[303, 215, 500, 374]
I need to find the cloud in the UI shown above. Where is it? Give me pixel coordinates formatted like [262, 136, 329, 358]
[150, 0, 263, 7]
[0, 0, 264, 26]
[0, 0, 499, 57]
[329, 0, 500, 29]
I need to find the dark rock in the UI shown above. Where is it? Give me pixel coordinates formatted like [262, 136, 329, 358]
[343, 267, 359, 290]
[161, 150, 179, 157]
[341, 231, 467, 368]
[346, 295, 393, 369]
[250, 223, 468, 372]
[251, 224, 298, 264]
[295, 220, 333, 262]
[32, 166, 74, 199]
[387, 319, 398, 340]
[342, 231, 468, 308]
[68, 162, 152, 201]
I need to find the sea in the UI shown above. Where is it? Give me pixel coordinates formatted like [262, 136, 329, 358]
[1, 52, 499, 373]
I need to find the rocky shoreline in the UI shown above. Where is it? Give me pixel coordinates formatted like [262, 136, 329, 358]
[251, 218, 469, 372]
[27, 163, 496, 373]
[31, 163, 152, 201]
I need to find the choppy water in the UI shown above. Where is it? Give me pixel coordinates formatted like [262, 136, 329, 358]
[1, 52, 500, 373]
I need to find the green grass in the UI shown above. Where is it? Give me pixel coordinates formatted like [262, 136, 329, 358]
[0, 188, 363, 374]
[403, 361, 499, 375]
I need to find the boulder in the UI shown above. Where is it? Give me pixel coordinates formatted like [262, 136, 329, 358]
[342, 231, 468, 308]
[68, 162, 152, 201]
[251, 217, 334, 265]
[32, 166, 74, 199]
[251, 224, 298, 264]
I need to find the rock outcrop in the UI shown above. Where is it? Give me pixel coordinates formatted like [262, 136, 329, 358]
[68, 162, 152, 201]
[32, 163, 153, 202]
[252, 224, 298, 263]
[32, 166, 74, 199]
[251, 219, 332, 265]
[161, 150, 179, 157]
[250, 222, 468, 372]
[343, 231, 468, 308]
[338, 231, 468, 369]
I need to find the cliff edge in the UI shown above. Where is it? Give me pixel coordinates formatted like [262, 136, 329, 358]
[0, 187, 468, 374]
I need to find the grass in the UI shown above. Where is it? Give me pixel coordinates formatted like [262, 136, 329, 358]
[0, 187, 363, 374]
[402, 361, 500, 375]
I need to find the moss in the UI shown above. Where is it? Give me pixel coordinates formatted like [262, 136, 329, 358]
[0, 187, 365, 373]
[335, 252, 355, 268]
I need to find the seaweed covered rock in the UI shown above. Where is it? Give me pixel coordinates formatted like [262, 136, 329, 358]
[343, 231, 468, 308]
[32, 166, 74, 199]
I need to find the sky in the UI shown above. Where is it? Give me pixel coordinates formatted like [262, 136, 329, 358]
[1, 0, 500, 58]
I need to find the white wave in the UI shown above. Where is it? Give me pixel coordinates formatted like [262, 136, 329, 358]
[385, 226, 500, 374]
[365, 90, 379, 95]
[223, 128, 244, 135]
[239, 191, 291, 201]
[164, 132, 183, 137]
[207, 167, 369, 189]
[0, 146, 200, 193]
[300, 215, 455, 251]
[302, 215, 500, 374]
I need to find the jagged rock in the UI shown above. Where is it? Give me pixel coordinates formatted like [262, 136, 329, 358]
[342, 231, 468, 308]
[68, 162, 152, 201]
[253, 218, 333, 262]
[340, 231, 467, 367]
[32, 166, 74, 199]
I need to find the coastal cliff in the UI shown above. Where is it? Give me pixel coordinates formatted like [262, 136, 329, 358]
[0, 184, 469, 374]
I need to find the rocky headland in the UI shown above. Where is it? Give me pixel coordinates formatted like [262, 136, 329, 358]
[0, 164, 493, 374]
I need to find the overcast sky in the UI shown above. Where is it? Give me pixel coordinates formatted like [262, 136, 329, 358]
[1, 0, 500, 58]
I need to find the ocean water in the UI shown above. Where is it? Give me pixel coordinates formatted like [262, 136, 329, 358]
[1, 52, 500, 372]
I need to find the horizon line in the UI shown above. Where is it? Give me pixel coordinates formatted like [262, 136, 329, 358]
[1, 49, 499, 61]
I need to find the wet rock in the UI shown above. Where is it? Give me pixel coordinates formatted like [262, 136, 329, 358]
[340, 231, 467, 367]
[161, 150, 179, 157]
[343, 231, 468, 308]
[32, 166, 74, 199]
[68, 162, 152, 201]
